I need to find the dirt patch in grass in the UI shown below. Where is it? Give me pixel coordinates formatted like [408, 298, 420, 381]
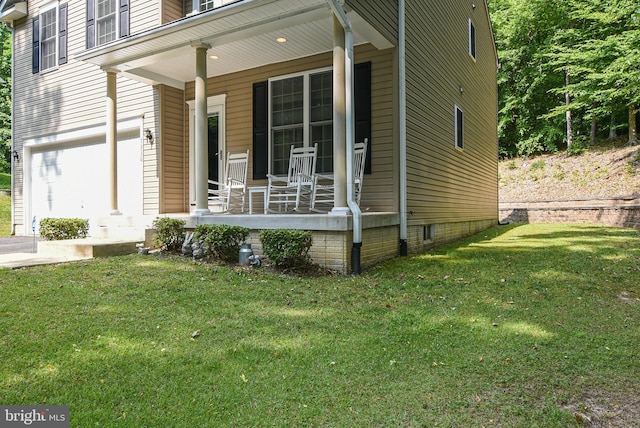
[562, 389, 640, 427]
[617, 291, 639, 305]
[500, 142, 640, 202]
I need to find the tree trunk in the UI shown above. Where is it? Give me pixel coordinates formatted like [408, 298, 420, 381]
[609, 114, 617, 140]
[565, 69, 573, 149]
[629, 105, 638, 146]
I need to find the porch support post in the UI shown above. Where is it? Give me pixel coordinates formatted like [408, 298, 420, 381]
[105, 69, 120, 215]
[193, 43, 211, 216]
[331, 15, 349, 215]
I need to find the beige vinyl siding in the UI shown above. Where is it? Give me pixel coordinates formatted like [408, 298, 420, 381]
[158, 85, 188, 213]
[11, 0, 162, 230]
[346, 0, 398, 46]
[180, 44, 396, 213]
[161, 0, 185, 23]
[404, 0, 498, 224]
[131, 0, 162, 32]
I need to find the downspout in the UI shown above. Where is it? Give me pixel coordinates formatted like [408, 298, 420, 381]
[399, 0, 408, 256]
[327, 0, 362, 274]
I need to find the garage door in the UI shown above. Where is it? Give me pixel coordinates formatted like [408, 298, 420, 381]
[30, 137, 143, 225]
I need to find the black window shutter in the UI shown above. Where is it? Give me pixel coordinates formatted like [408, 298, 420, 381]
[32, 17, 40, 74]
[120, 0, 130, 38]
[86, 0, 95, 49]
[58, 3, 68, 65]
[252, 81, 269, 180]
[355, 61, 372, 174]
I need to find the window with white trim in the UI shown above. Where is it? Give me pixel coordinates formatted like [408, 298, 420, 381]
[33, 2, 67, 74]
[40, 4, 58, 70]
[455, 105, 464, 150]
[86, 0, 129, 49]
[96, 0, 117, 45]
[200, 0, 222, 12]
[269, 68, 333, 175]
[468, 18, 476, 60]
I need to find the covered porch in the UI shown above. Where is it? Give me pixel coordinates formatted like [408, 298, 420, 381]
[75, 0, 400, 272]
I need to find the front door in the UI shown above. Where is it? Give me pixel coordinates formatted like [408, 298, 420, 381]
[188, 94, 226, 206]
[208, 114, 220, 189]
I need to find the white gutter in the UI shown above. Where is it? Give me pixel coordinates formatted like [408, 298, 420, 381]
[327, 0, 363, 273]
[399, 0, 408, 256]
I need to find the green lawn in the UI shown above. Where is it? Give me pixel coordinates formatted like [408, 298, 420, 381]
[0, 194, 10, 236]
[1, 223, 638, 427]
[0, 172, 9, 190]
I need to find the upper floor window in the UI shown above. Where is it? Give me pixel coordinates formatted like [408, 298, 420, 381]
[96, 0, 117, 45]
[32, 2, 67, 74]
[468, 18, 476, 60]
[86, 0, 129, 49]
[200, 0, 222, 12]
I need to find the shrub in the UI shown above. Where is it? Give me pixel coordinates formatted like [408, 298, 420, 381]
[567, 136, 589, 156]
[152, 217, 186, 252]
[193, 224, 249, 262]
[39, 218, 89, 241]
[259, 229, 312, 269]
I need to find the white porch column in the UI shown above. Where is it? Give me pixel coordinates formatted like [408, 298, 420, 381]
[193, 43, 211, 216]
[105, 69, 120, 215]
[331, 15, 349, 214]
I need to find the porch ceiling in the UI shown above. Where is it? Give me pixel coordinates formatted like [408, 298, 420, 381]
[74, 0, 394, 89]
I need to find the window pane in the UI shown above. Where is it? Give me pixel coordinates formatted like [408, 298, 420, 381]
[310, 71, 332, 122]
[271, 76, 303, 127]
[97, 0, 116, 45]
[311, 124, 333, 173]
[469, 20, 476, 59]
[40, 8, 57, 70]
[455, 107, 464, 149]
[272, 128, 303, 175]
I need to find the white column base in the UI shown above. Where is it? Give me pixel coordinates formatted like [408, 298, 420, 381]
[194, 208, 212, 216]
[329, 207, 351, 216]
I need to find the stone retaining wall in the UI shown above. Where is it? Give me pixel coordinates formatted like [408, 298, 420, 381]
[499, 198, 640, 230]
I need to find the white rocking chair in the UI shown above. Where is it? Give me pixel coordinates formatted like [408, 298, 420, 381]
[265, 144, 318, 213]
[208, 150, 249, 212]
[311, 139, 368, 213]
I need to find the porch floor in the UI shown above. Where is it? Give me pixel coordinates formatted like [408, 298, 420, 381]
[172, 211, 400, 231]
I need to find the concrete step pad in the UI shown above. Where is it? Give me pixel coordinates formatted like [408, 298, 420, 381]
[38, 238, 141, 258]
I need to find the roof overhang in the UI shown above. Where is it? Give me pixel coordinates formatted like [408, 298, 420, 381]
[0, 0, 27, 23]
[74, 0, 394, 90]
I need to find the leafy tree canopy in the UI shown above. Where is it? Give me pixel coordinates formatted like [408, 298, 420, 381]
[488, 0, 640, 157]
[0, 23, 10, 172]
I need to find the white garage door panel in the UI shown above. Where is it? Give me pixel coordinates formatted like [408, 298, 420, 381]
[31, 143, 108, 219]
[30, 137, 143, 226]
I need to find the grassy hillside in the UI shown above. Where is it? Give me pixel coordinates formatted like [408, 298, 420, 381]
[499, 142, 640, 202]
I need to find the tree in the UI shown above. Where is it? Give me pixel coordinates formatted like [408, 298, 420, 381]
[488, 0, 568, 157]
[0, 23, 10, 172]
[489, 0, 640, 156]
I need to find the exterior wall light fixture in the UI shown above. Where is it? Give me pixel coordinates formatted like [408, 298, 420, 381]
[145, 129, 154, 144]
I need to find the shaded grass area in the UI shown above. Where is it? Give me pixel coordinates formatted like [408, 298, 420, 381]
[1, 224, 638, 427]
[0, 194, 10, 236]
[0, 172, 9, 190]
